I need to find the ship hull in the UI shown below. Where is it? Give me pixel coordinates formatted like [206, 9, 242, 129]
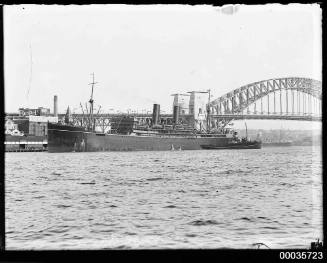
[201, 141, 262, 150]
[48, 124, 233, 152]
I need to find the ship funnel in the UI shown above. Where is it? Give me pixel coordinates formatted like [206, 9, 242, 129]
[65, 106, 71, 124]
[152, 104, 160, 126]
[54, 95, 58, 117]
[173, 105, 180, 124]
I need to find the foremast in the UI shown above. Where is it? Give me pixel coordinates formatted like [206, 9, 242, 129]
[206, 89, 211, 133]
[88, 73, 98, 132]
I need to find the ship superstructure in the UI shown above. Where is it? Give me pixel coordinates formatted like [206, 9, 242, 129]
[48, 75, 260, 152]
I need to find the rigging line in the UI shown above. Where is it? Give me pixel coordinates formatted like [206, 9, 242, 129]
[26, 44, 33, 100]
[252, 242, 271, 249]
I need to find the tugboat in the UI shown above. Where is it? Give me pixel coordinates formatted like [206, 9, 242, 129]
[201, 139, 262, 149]
[201, 131, 262, 150]
[200, 121, 262, 150]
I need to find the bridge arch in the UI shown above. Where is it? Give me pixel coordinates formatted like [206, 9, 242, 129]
[209, 77, 321, 115]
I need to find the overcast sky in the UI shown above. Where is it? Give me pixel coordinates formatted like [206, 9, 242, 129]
[4, 4, 322, 130]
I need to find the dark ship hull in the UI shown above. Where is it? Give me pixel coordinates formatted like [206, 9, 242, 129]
[201, 140, 262, 150]
[48, 123, 234, 152]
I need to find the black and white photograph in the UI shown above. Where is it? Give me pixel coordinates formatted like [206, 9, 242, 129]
[2, 3, 323, 252]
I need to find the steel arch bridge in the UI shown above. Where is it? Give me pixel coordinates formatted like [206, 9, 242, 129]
[53, 77, 321, 132]
[209, 77, 322, 123]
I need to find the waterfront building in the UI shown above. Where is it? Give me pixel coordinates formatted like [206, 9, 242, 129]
[18, 107, 51, 117]
[4, 118, 20, 135]
[15, 116, 58, 136]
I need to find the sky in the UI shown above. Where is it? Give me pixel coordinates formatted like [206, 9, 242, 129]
[4, 4, 322, 130]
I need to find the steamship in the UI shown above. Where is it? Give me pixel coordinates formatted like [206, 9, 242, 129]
[47, 76, 261, 152]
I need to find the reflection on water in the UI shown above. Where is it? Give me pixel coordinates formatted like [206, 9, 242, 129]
[5, 146, 322, 249]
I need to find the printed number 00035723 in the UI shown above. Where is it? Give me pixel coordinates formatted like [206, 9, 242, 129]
[280, 252, 323, 260]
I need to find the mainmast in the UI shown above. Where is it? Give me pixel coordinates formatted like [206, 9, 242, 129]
[88, 73, 98, 132]
[207, 89, 211, 133]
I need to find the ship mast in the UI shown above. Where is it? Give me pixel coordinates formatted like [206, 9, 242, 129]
[88, 73, 98, 132]
[207, 89, 211, 133]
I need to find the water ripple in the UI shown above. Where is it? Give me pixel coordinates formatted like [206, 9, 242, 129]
[5, 146, 322, 249]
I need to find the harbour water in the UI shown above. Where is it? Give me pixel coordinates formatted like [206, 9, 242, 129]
[5, 146, 322, 249]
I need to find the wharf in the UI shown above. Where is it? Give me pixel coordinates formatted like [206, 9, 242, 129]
[6, 148, 48, 152]
[5, 135, 47, 152]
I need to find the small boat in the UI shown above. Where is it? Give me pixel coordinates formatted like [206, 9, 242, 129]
[201, 120, 262, 150]
[201, 139, 262, 150]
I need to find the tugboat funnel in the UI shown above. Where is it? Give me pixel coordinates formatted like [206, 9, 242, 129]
[152, 104, 160, 126]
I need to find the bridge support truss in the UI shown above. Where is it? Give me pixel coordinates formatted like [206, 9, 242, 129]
[209, 77, 321, 127]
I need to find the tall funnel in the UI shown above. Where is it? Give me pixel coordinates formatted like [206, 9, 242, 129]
[173, 105, 180, 124]
[54, 95, 58, 117]
[152, 104, 160, 126]
[64, 106, 71, 124]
